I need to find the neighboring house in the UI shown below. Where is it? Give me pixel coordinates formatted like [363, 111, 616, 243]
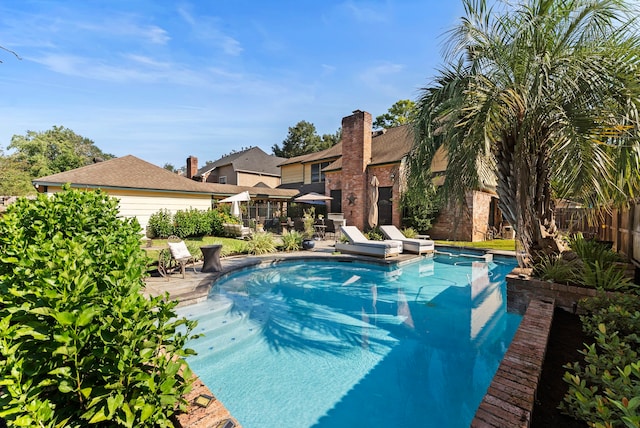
[32, 155, 297, 235]
[279, 110, 501, 241]
[187, 147, 285, 188]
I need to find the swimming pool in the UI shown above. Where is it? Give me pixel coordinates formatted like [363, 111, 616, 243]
[177, 255, 522, 428]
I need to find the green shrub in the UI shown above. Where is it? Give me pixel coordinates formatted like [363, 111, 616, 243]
[365, 227, 383, 241]
[400, 186, 440, 234]
[146, 208, 174, 238]
[280, 230, 303, 252]
[568, 233, 624, 268]
[562, 293, 640, 427]
[207, 208, 237, 237]
[246, 232, 277, 255]
[402, 227, 418, 238]
[173, 208, 210, 238]
[580, 261, 635, 292]
[0, 187, 198, 427]
[532, 253, 579, 284]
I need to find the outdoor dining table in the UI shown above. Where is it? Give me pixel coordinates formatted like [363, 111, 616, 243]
[200, 244, 223, 272]
[314, 224, 327, 240]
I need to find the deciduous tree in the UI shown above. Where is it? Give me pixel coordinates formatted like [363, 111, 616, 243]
[8, 126, 114, 178]
[373, 99, 416, 129]
[272, 121, 339, 158]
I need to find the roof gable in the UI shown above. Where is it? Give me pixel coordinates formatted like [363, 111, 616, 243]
[198, 147, 286, 177]
[280, 125, 414, 173]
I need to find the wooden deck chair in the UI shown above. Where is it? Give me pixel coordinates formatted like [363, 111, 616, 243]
[158, 236, 197, 279]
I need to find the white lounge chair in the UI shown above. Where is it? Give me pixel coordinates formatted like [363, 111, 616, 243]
[379, 225, 435, 255]
[335, 226, 402, 258]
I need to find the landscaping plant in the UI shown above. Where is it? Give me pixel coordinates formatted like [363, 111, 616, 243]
[561, 293, 640, 427]
[0, 187, 198, 427]
[246, 232, 277, 255]
[146, 208, 173, 239]
[280, 230, 303, 252]
[568, 233, 624, 269]
[365, 228, 383, 241]
[531, 253, 579, 284]
[401, 227, 418, 239]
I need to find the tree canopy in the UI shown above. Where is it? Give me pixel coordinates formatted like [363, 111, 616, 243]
[0, 126, 114, 196]
[373, 99, 416, 129]
[408, 0, 640, 263]
[272, 121, 340, 158]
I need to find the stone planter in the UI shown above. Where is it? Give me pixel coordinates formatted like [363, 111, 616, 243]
[506, 273, 622, 315]
[302, 239, 315, 250]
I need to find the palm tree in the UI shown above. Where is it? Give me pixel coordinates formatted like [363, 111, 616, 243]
[408, 0, 640, 264]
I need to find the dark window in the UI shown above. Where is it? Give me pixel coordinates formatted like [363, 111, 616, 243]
[378, 187, 393, 225]
[311, 162, 330, 182]
[330, 189, 342, 213]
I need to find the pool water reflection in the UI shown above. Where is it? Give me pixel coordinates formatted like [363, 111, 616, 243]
[178, 255, 522, 428]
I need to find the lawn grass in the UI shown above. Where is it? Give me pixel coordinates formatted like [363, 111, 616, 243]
[435, 239, 516, 252]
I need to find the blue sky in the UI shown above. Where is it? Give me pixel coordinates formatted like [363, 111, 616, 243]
[0, 1, 465, 169]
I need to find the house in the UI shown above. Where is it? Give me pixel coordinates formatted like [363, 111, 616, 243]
[186, 147, 285, 188]
[279, 110, 501, 241]
[32, 155, 298, 234]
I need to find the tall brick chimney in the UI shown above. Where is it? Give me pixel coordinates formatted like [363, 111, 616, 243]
[186, 156, 198, 180]
[341, 110, 372, 230]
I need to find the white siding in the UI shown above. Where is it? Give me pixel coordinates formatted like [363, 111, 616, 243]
[115, 194, 212, 234]
[44, 186, 212, 236]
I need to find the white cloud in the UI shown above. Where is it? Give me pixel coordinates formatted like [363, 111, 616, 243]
[321, 64, 336, 75]
[342, 1, 388, 23]
[177, 5, 243, 56]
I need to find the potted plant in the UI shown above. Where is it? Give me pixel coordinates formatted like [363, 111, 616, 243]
[302, 208, 316, 250]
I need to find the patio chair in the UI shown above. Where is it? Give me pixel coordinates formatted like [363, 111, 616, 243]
[335, 226, 402, 258]
[158, 236, 197, 279]
[379, 225, 435, 255]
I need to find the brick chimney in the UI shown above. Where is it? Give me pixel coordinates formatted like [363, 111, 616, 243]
[341, 110, 372, 230]
[186, 156, 198, 180]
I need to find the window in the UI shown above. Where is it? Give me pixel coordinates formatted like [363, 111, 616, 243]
[219, 176, 227, 184]
[311, 162, 330, 182]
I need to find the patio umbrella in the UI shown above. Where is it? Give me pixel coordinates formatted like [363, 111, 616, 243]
[230, 201, 241, 218]
[293, 192, 333, 203]
[219, 191, 251, 203]
[368, 176, 379, 228]
[219, 191, 251, 219]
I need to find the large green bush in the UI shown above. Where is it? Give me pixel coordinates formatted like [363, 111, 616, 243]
[148, 207, 239, 239]
[0, 187, 198, 427]
[146, 208, 174, 238]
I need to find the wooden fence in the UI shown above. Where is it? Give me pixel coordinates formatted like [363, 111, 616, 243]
[556, 202, 640, 269]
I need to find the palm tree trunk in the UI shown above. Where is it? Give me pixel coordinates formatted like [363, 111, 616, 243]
[494, 131, 563, 265]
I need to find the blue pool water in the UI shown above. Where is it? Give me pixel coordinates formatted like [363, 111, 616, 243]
[177, 255, 522, 428]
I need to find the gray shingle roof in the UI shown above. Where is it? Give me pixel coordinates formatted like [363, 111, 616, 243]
[277, 125, 414, 172]
[197, 147, 286, 177]
[33, 155, 212, 193]
[33, 155, 299, 199]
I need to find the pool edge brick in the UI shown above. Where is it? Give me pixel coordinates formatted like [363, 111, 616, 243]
[470, 298, 555, 428]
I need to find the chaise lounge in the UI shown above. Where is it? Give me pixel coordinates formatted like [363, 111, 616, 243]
[379, 225, 435, 255]
[335, 226, 403, 258]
